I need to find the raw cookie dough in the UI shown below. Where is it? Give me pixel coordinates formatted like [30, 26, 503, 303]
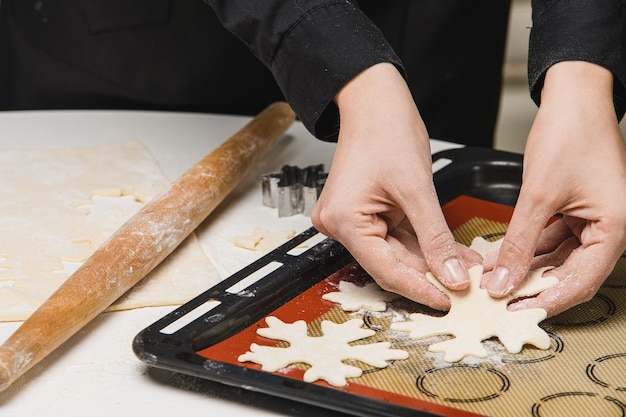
[322, 281, 400, 312]
[0, 141, 220, 321]
[229, 227, 295, 254]
[469, 236, 504, 258]
[391, 264, 558, 362]
[238, 316, 409, 387]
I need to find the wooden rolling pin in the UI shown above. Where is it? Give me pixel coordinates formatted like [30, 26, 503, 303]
[0, 102, 296, 391]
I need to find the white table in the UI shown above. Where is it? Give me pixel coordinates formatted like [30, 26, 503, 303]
[0, 110, 460, 416]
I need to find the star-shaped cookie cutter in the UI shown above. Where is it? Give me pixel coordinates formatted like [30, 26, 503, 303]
[261, 164, 327, 217]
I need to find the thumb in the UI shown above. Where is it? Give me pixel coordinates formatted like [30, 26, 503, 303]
[483, 194, 553, 297]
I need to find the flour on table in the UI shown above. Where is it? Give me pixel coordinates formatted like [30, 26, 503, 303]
[0, 141, 220, 322]
[391, 264, 558, 362]
[238, 316, 408, 387]
[322, 281, 400, 312]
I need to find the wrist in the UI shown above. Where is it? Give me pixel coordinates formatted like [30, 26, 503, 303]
[540, 61, 614, 114]
[335, 63, 402, 103]
[334, 63, 429, 142]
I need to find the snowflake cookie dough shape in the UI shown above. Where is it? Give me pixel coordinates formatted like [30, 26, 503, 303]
[238, 316, 409, 387]
[469, 236, 504, 259]
[322, 281, 401, 312]
[391, 264, 558, 362]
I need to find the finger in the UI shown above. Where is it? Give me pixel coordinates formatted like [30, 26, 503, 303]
[535, 218, 574, 255]
[508, 243, 616, 316]
[394, 220, 483, 269]
[402, 189, 471, 290]
[483, 190, 554, 298]
[387, 226, 428, 271]
[396, 216, 417, 237]
[529, 235, 579, 270]
[482, 248, 499, 272]
[483, 219, 571, 274]
[563, 215, 587, 240]
[347, 233, 451, 310]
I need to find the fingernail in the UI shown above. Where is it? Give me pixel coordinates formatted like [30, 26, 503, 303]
[487, 266, 510, 297]
[444, 259, 469, 289]
[508, 299, 532, 311]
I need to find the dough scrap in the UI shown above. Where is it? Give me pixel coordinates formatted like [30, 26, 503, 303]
[390, 264, 558, 362]
[229, 227, 295, 254]
[322, 281, 400, 312]
[238, 316, 409, 387]
[0, 141, 220, 321]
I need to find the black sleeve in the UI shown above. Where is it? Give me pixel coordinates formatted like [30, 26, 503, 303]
[205, 0, 404, 141]
[528, 0, 626, 119]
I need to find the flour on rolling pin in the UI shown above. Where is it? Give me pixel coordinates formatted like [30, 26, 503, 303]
[0, 141, 220, 322]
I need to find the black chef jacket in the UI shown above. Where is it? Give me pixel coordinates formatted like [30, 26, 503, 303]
[528, 0, 626, 120]
[1, 1, 623, 145]
[0, 0, 510, 146]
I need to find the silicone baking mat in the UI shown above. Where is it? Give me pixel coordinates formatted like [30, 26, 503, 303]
[134, 148, 626, 417]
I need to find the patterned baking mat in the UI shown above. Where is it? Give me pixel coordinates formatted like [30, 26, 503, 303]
[196, 196, 626, 417]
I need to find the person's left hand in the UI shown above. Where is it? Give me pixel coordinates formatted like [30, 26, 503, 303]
[481, 61, 626, 317]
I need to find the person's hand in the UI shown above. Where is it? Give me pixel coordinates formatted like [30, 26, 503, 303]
[482, 61, 626, 316]
[311, 63, 482, 311]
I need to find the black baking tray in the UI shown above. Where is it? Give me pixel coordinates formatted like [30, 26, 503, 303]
[133, 147, 524, 417]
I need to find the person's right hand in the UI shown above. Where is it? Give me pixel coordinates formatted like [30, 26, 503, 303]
[311, 63, 482, 311]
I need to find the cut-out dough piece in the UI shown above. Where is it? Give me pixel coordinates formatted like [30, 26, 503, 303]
[238, 316, 409, 387]
[229, 227, 295, 254]
[322, 281, 401, 312]
[391, 264, 558, 362]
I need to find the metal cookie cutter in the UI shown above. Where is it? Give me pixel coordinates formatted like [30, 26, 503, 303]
[261, 164, 327, 217]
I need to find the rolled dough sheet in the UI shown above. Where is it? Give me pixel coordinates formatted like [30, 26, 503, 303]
[0, 141, 220, 322]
